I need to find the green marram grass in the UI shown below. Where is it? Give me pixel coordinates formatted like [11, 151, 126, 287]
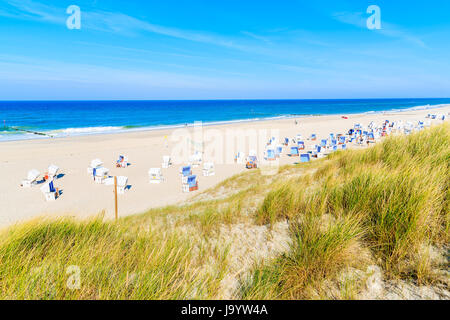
[0, 217, 225, 299]
[246, 123, 449, 299]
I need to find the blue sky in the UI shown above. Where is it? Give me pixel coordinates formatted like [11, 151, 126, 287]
[0, 0, 449, 100]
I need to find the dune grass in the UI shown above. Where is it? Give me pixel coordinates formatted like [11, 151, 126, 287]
[244, 123, 449, 299]
[0, 217, 227, 299]
[0, 123, 448, 299]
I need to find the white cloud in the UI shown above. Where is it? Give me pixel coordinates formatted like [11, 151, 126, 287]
[0, 0, 250, 51]
[241, 31, 272, 44]
[332, 11, 427, 48]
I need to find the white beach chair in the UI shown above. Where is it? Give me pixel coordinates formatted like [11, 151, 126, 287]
[117, 176, 128, 194]
[21, 169, 40, 188]
[149, 168, 164, 184]
[94, 167, 109, 184]
[202, 162, 215, 176]
[189, 152, 202, 167]
[40, 180, 57, 201]
[46, 164, 59, 181]
[87, 159, 103, 174]
[162, 155, 172, 168]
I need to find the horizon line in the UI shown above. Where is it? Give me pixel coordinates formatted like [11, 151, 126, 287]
[1, 97, 449, 102]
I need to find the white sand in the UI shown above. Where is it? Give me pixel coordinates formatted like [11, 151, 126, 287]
[1, 106, 448, 227]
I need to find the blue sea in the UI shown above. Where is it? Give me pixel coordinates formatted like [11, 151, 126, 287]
[0, 98, 449, 142]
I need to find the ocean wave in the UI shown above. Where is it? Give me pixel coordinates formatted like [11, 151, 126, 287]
[400, 103, 449, 112]
[0, 130, 20, 135]
[52, 126, 125, 135]
[363, 103, 449, 115]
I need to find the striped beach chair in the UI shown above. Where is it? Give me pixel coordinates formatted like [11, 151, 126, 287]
[300, 153, 310, 162]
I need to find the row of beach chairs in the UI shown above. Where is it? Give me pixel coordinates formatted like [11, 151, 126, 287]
[22, 114, 445, 201]
[87, 153, 216, 194]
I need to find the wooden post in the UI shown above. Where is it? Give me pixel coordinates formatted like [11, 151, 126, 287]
[114, 176, 118, 221]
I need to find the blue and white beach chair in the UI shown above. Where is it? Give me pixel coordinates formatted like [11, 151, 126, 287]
[181, 165, 192, 183]
[265, 148, 276, 160]
[289, 146, 299, 157]
[88, 159, 103, 175]
[275, 145, 283, 158]
[94, 167, 109, 184]
[183, 175, 198, 192]
[300, 153, 310, 162]
[40, 180, 58, 201]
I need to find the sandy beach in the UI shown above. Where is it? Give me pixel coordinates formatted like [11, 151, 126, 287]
[1, 105, 449, 228]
